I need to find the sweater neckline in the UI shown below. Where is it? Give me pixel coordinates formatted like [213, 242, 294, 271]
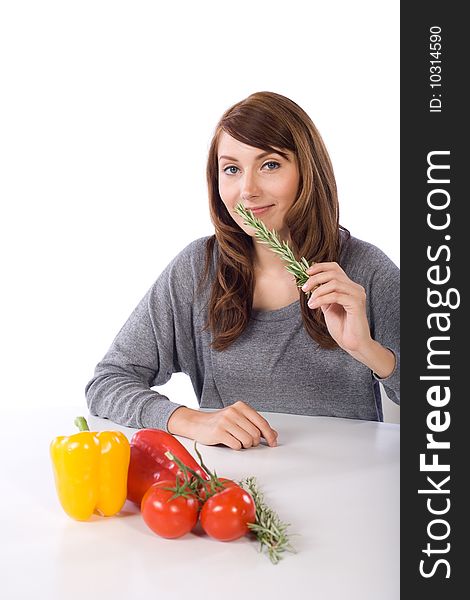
[250, 299, 300, 322]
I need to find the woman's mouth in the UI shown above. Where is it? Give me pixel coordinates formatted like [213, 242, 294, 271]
[246, 204, 274, 216]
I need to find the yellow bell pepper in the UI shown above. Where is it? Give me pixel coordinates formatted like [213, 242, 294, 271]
[50, 416, 130, 521]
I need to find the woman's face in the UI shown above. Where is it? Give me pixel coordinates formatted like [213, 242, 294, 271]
[217, 131, 300, 240]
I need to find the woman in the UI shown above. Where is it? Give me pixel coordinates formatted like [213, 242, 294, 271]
[86, 91, 399, 450]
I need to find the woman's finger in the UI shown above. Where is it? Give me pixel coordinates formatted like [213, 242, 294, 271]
[308, 279, 362, 302]
[224, 421, 260, 449]
[306, 262, 344, 276]
[227, 410, 263, 446]
[308, 291, 353, 310]
[302, 265, 351, 294]
[234, 401, 278, 446]
[301, 271, 340, 293]
[218, 430, 244, 451]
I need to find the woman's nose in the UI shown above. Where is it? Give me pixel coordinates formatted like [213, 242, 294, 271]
[240, 171, 260, 200]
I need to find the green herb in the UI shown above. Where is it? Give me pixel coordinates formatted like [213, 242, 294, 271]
[234, 203, 312, 296]
[239, 476, 297, 565]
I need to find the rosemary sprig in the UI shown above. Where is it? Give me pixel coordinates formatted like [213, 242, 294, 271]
[234, 203, 312, 295]
[239, 476, 297, 565]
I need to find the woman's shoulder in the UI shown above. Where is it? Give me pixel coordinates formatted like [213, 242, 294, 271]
[147, 236, 216, 306]
[171, 235, 216, 270]
[161, 235, 217, 288]
[174, 235, 212, 257]
[339, 232, 399, 280]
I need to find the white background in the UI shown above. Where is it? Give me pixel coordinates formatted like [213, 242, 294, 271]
[0, 1, 400, 421]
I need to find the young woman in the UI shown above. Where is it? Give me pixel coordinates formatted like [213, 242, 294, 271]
[86, 91, 399, 450]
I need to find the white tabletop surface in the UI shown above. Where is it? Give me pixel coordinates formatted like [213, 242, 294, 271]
[1, 406, 399, 600]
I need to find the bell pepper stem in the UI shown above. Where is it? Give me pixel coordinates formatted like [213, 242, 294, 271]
[74, 416, 90, 431]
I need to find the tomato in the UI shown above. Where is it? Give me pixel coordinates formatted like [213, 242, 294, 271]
[197, 478, 238, 503]
[141, 481, 199, 539]
[200, 485, 256, 542]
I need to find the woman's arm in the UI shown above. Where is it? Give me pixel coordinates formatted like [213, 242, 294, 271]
[85, 281, 186, 431]
[85, 241, 201, 431]
[301, 255, 400, 401]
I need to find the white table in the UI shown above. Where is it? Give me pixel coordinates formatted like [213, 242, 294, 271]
[1, 406, 399, 600]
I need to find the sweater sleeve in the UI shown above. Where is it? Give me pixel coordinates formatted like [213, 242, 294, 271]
[367, 248, 400, 405]
[85, 240, 203, 431]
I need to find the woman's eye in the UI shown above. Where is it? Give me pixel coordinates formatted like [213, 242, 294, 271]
[263, 161, 280, 170]
[223, 165, 239, 175]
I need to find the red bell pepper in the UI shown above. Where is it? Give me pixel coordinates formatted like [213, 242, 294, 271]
[127, 429, 210, 505]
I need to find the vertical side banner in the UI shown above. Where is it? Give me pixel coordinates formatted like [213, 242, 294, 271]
[401, 1, 466, 595]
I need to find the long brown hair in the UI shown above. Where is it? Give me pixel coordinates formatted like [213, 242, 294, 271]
[202, 91, 347, 350]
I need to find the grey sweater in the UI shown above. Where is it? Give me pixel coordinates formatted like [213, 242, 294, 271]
[85, 234, 400, 430]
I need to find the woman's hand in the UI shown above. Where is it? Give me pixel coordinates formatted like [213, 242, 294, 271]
[302, 262, 396, 377]
[302, 262, 370, 353]
[167, 402, 278, 450]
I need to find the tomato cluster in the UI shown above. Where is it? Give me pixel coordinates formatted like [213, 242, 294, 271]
[141, 476, 256, 541]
